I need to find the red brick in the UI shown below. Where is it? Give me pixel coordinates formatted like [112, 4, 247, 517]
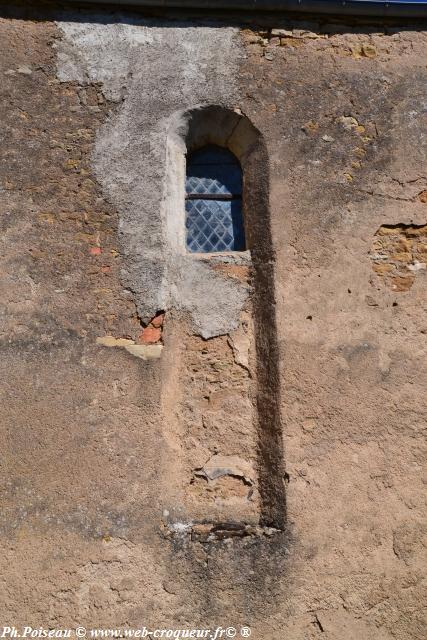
[139, 326, 161, 344]
[151, 312, 165, 328]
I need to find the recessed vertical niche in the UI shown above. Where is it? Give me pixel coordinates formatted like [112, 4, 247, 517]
[165, 105, 286, 530]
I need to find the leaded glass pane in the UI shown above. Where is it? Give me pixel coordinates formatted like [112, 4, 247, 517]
[185, 145, 245, 253]
[186, 167, 242, 196]
[186, 199, 245, 253]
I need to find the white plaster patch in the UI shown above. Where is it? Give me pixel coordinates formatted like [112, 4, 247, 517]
[56, 19, 155, 101]
[56, 12, 248, 338]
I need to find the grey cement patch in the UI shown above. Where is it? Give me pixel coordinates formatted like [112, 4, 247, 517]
[55, 12, 249, 338]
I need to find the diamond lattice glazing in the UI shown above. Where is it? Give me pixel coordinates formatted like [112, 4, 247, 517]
[186, 199, 245, 253]
[185, 146, 245, 253]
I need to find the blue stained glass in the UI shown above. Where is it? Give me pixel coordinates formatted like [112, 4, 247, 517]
[186, 167, 242, 196]
[189, 146, 240, 165]
[185, 145, 245, 253]
[186, 199, 245, 253]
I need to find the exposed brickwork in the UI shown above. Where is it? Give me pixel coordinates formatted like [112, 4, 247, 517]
[246, 21, 425, 63]
[370, 224, 427, 291]
[137, 312, 165, 343]
[151, 312, 165, 329]
[139, 325, 162, 344]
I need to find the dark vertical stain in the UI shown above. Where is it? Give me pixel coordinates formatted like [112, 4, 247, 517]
[245, 141, 287, 528]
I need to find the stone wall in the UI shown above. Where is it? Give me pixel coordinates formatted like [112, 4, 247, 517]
[0, 4, 426, 639]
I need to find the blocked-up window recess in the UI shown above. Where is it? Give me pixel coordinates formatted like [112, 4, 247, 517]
[185, 145, 245, 253]
[165, 105, 286, 530]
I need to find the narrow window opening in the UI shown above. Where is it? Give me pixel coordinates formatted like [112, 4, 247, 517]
[185, 145, 245, 253]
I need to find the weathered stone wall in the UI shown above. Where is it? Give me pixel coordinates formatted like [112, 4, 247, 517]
[0, 4, 426, 639]
[239, 20, 426, 640]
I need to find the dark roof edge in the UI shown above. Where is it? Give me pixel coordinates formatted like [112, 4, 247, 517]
[65, 0, 427, 18]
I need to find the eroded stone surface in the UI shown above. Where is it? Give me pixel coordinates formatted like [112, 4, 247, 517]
[370, 224, 427, 291]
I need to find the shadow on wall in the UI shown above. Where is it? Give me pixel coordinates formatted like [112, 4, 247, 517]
[173, 105, 287, 528]
[1, 3, 426, 34]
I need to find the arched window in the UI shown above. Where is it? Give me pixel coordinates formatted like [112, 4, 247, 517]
[185, 145, 245, 253]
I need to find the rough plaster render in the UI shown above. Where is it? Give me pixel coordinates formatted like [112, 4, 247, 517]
[57, 16, 249, 337]
[0, 4, 426, 639]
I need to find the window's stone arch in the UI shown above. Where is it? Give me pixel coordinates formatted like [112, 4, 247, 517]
[167, 104, 273, 261]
